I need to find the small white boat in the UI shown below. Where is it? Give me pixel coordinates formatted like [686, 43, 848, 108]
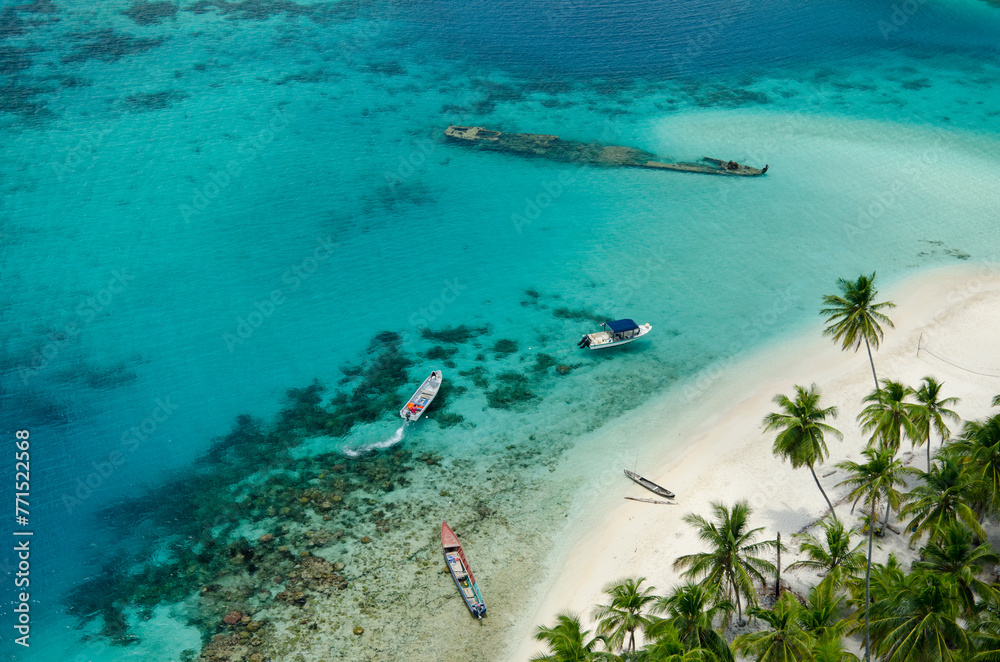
[400, 370, 443, 421]
[578, 319, 651, 350]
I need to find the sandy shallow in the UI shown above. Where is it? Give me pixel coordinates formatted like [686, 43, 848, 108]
[508, 262, 1000, 661]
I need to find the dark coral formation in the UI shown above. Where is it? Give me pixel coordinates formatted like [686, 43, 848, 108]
[419, 324, 489, 344]
[57, 315, 569, 653]
[186, 0, 354, 23]
[491, 338, 518, 356]
[123, 90, 189, 111]
[122, 2, 179, 26]
[0, 45, 37, 75]
[61, 29, 164, 64]
[486, 372, 536, 409]
[552, 306, 608, 324]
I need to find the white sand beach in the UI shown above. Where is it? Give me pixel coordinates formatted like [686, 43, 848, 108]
[509, 262, 1000, 661]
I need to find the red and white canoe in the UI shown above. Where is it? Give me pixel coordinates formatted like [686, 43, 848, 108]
[441, 521, 486, 619]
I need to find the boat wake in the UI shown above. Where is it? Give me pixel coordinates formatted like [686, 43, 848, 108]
[341, 423, 408, 458]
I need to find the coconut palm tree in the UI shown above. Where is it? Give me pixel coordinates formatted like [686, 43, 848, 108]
[951, 413, 1000, 517]
[858, 381, 920, 454]
[903, 454, 985, 545]
[912, 522, 999, 617]
[821, 272, 896, 390]
[966, 594, 1000, 662]
[838, 446, 914, 536]
[811, 635, 861, 662]
[733, 592, 815, 662]
[764, 384, 843, 516]
[673, 501, 779, 626]
[867, 567, 968, 662]
[787, 517, 866, 584]
[837, 446, 914, 662]
[635, 622, 717, 662]
[651, 583, 735, 662]
[912, 377, 960, 472]
[593, 577, 657, 655]
[798, 576, 851, 641]
[532, 613, 614, 662]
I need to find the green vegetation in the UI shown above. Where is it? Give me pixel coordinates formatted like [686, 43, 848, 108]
[821, 272, 895, 389]
[764, 383, 842, 516]
[532, 273, 1000, 662]
[673, 501, 778, 626]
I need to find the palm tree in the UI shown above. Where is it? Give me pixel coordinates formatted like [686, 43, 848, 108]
[673, 501, 779, 626]
[837, 446, 914, 662]
[951, 413, 1000, 517]
[635, 621, 717, 662]
[993, 395, 1000, 408]
[858, 380, 920, 454]
[787, 517, 866, 584]
[912, 522, 999, 617]
[838, 446, 914, 535]
[764, 384, 843, 516]
[651, 583, 735, 662]
[902, 454, 985, 545]
[912, 377, 960, 472]
[733, 592, 815, 662]
[798, 576, 851, 641]
[967, 593, 1000, 662]
[821, 272, 896, 390]
[533, 613, 613, 662]
[593, 577, 656, 655]
[811, 635, 861, 662]
[867, 568, 968, 662]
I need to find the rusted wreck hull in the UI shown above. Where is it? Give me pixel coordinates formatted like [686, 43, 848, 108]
[443, 125, 767, 176]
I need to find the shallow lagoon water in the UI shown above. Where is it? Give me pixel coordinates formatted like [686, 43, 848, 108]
[1, 0, 999, 659]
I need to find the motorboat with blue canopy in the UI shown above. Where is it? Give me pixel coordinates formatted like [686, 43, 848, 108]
[578, 318, 652, 350]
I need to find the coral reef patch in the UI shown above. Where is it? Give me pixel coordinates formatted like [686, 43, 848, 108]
[121, 1, 178, 25]
[61, 29, 164, 64]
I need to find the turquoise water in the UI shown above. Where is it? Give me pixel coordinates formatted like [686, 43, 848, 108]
[1, 0, 1000, 659]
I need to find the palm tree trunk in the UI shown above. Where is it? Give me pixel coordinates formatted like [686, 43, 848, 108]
[629, 629, 635, 653]
[810, 465, 836, 516]
[927, 433, 932, 473]
[864, 336, 879, 390]
[882, 501, 892, 533]
[865, 503, 874, 662]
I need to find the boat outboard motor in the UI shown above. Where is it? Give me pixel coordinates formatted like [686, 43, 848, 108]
[578, 335, 590, 348]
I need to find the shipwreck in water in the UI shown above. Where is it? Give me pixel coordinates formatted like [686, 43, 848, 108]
[443, 125, 768, 176]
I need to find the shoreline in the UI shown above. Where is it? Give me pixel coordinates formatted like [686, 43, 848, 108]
[507, 262, 1000, 661]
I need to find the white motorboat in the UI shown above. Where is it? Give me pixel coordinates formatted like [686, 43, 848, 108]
[577, 319, 651, 350]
